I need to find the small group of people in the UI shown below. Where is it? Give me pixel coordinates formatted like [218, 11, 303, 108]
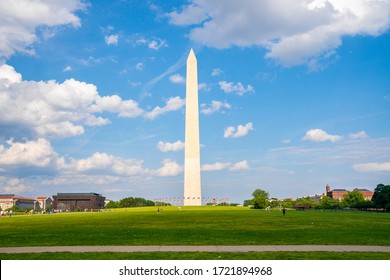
[264, 206, 286, 215]
[0, 210, 12, 217]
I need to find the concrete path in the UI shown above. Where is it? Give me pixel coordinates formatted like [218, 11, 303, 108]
[1, 245, 390, 254]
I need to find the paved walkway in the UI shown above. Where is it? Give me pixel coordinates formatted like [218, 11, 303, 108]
[1, 245, 390, 254]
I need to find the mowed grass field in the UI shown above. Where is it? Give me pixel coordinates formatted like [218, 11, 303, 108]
[1, 206, 389, 247]
[1, 206, 390, 259]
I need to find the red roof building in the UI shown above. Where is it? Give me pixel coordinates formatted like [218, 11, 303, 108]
[325, 185, 374, 201]
[0, 194, 38, 210]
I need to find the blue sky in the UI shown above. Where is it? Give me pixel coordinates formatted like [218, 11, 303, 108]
[0, 0, 389, 204]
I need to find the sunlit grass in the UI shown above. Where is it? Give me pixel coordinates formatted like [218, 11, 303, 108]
[1, 207, 389, 248]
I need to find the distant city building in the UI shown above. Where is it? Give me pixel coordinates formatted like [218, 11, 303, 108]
[0, 194, 38, 210]
[52, 193, 106, 211]
[357, 189, 374, 200]
[36, 196, 53, 212]
[325, 185, 373, 201]
[307, 194, 324, 202]
[326, 187, 348, 201]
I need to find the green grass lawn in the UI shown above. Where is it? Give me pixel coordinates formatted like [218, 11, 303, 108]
[1, 206, 389, 247]
[1, 251, 389, 260]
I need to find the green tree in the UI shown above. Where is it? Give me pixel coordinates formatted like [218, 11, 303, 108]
[269, 199, 281, 208]
[119, 197, 135, 207]
[355, 200, 373, 210]
[117, 197, 159, 208]
[320, 196, 341, 209]
[342, 189, 365, 208]
[145, 199, 155, 206]
[372, 184, 390, 209]
[243, 199, 252, 207]
[252, 189, 269, 198]
[281, 199, 294, 208]
[251, 188, 270, 209]
[105, 201, 120, 208]
[295, 197, 320, 209]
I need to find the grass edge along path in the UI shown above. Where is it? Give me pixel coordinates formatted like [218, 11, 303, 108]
[1, 251, 390, 260]
[1, 245, 390, 253]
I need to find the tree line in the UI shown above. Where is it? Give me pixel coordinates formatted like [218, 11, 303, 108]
[105, 197, 170, 208]
[247, 184, 390, 211]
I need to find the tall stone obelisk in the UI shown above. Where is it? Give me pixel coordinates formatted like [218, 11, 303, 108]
[184, 49, 201, 206]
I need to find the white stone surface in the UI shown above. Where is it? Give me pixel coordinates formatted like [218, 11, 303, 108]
[184, 49, 201, 206]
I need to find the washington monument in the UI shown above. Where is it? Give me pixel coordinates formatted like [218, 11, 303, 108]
[184, 49, 201, 206]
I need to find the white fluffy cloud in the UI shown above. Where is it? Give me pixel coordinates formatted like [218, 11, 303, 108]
[0, 177, 34, 194]
[0, 137, 184, 179]
[63, 66, 73, 72]
[0, 64, 144, 138]
[0, 0, 85, 58]
[133, 36, 167, 50]
[202, 162, 231, 172]
[353, 162, 390, 172]
[198, 83, 211, 92]
[230, 160, 249, 171]
[219, 81, 254, 96]
[0, 64, 22, 85]
[135, 62, 144, 71]
[145, 96, 185, 120]
[155, 159, 183, 176]
[105, 34, 119, 45]
[62, 152, 147, 176]
[93, 95, 145, 118]
[42, 174, 120, 186]
[201, 100, 231, 115]
[202, 160, 249, 171]
[211, 68, 223, 76]
[224, 122, 254, 138]
[157, 140, 185, 152]
[0, 138, 60, 168]
[148, 39, 168, 50]
[167, 0, 390, 67]
[349, 131, 368, 139]
[169, 73, 185, 84]
[135, 37, 168, 50]
[64, 155, 182, 177]
[302, 129, 342, 143]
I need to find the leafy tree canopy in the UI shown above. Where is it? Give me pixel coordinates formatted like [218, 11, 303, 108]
[105, 201, 120, 209]
[106, 197, 155, 208]
[372, 184, 390, 209]
[342, 189, 365, 208]
[281, 199, 294, 208]
[320, 196, 341, 209]
[252, 189, 269, 199]
[251, 188, 270, 209]
[294, 197, 320, 209]
[243, 199, 252, 207]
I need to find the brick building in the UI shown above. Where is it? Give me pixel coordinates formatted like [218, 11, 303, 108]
[52, 193, 105, 211]
[325, 185, 373, 201]
[357, 189, 374, 200]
